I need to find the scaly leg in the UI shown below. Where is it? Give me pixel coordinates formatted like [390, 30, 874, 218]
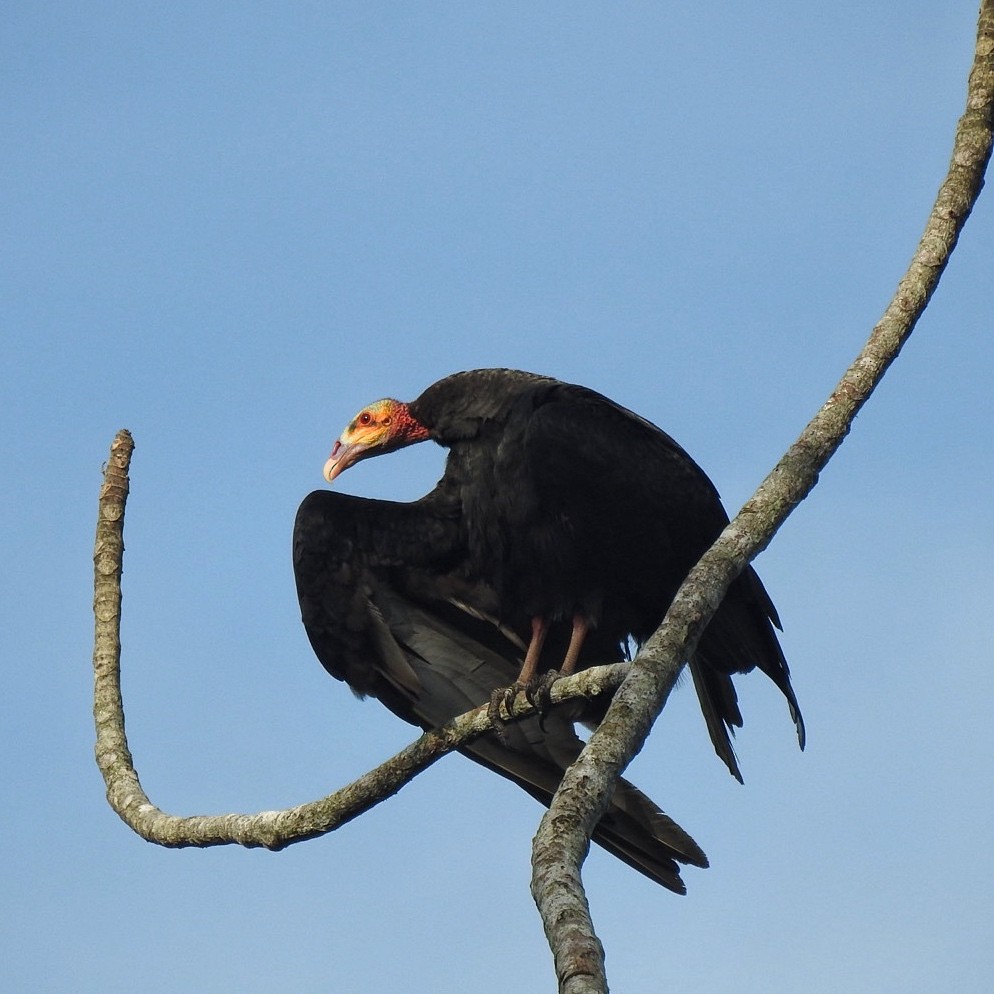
[526, 613, 590, 710]
[489, 616, 548, 724]
[559, 614, 589, 677]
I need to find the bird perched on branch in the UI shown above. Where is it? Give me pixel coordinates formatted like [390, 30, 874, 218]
[294, 368, 804, 889]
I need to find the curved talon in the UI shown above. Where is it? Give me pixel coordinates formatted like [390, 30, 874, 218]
[488, 680, 535, 732]
[489, 671, 560, 733]
[525, 669, 561, 711]
[488, 687, 509, 727]
[501, 686, 516, 716]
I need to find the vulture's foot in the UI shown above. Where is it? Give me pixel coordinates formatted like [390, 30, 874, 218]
[488, 672, 560, 730]
[487, 685, 516, 730]
[486, 687, 506, 728]
[525, 669, 561, 715]
[488, 679, 537, 728]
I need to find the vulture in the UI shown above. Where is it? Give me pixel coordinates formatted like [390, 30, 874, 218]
[294, 368, 804, 891]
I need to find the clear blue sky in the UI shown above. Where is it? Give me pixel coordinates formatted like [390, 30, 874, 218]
[4, 4, 992, 991]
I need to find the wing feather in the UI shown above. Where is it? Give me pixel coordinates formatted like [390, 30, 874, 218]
[293, 487, 706, 891]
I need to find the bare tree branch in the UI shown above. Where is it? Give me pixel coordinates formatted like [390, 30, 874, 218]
[92, 7, 992, 992]
[531, 5, 994, 991]
[93, 455, 630, 848]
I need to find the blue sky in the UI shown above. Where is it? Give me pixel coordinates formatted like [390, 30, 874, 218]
[4, 4, 992, 991]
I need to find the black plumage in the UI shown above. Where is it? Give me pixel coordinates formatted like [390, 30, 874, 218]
[294, 487, 707, 892]
[294, 368, 804, 889]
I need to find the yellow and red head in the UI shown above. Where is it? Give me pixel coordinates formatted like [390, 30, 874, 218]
[323, 398, 430, 483]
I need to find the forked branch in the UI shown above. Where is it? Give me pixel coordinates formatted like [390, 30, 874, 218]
[92, 6, 993, 993]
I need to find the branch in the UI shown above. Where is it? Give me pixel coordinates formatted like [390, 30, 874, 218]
[91, 7, 993, 990]
[531, 5, 994, 991]
[92, 451, 630, 848]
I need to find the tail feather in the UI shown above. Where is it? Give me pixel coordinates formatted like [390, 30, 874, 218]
[688, 566, 805, 781]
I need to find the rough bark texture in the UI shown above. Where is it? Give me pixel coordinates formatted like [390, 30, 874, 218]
[530, 6, 994, 991]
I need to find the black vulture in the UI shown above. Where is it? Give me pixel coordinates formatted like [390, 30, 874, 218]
[294, 368, 804, 888]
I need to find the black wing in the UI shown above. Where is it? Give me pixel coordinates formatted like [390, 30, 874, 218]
[293, 488, 707, 892]
[509, 381, 805, 782]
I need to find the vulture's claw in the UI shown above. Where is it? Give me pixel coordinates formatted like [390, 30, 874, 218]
[487, 683, 527, 733]
[487, 680, 534, 729]
[525, 669, 561, 714]
[503, 681, 528, 715]
[486, 687, 507, 729]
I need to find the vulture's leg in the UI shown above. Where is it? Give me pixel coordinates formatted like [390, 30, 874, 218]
[516, 616, 550, 684]
[560, 614, 590, 677]
[526, 613, 589, 709]
[488, 616, 548, 724]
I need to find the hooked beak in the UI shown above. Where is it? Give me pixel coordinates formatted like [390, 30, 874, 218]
[323, 439, 369, 483]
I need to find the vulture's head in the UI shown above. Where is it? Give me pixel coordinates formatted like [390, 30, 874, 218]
[323, 398, 430, 483]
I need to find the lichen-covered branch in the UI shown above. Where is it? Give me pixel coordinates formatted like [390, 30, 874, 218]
[91, 7, 993, 992]
[531, 5, 994, 992]
[92, 451, 629, 849]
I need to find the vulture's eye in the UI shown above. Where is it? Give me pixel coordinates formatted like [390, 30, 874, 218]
[358, 412, 372, 426]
